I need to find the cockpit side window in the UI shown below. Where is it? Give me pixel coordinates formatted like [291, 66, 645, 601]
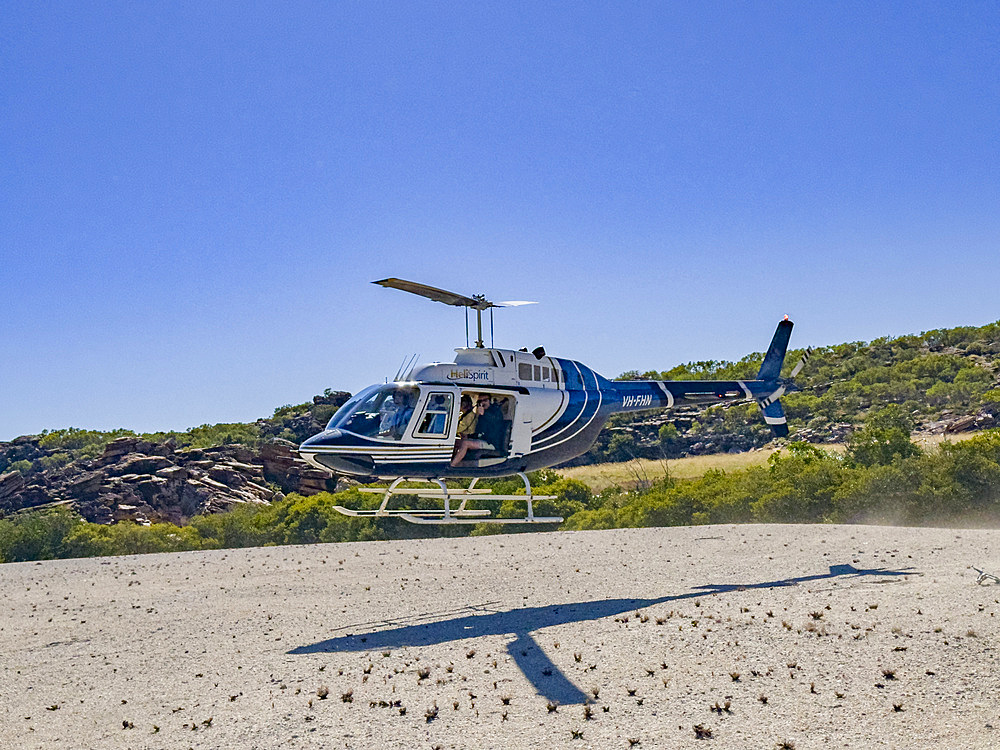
[415, 393, 453, 437]
[326, 385, 418, 440]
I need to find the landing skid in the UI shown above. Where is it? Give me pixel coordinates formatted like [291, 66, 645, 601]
[334, 474, 562, 525]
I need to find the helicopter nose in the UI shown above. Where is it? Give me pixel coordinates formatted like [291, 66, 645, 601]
[311, 452, 374, 476]
[297, 430, 374, 476]
[301, 428, 342, 447]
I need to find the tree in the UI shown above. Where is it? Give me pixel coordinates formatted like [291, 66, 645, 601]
[658, 423, 680, 443]
[606, 432, 637, 462]
[846, 404, 920, 467]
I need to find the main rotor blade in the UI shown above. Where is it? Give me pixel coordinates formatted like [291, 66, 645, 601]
[495, 300, 538, 307]
[373, 278, 484, 308]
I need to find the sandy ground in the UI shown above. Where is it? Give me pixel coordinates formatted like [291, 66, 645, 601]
[1, 524, 999, 749]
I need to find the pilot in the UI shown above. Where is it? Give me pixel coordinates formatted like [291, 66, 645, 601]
[384, 388, 416, 439]
[378, 396, 397, 434]
[451, 394, 502, 465]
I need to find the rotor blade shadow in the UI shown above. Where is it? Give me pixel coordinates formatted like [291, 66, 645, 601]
[507, 632, 589, 706]
[288, 563, 915, 704]
[289, 597, 662, 654]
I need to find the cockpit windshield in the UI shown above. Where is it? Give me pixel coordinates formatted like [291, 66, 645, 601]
[325, 384, 420, 440]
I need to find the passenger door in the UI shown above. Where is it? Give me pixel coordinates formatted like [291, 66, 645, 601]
[509, 396, 532, 457]
[412, 391, 456, 441]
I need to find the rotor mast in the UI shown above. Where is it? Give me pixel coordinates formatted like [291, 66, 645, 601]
[471, 294, 488, 348]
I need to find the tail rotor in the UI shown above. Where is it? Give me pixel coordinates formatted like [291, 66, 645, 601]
[754, 320, 812, 438]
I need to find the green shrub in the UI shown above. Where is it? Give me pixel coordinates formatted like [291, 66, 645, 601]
[8, 460, 33, 475]
[61, 522, 208, 558]
[39, 453, 72, 471]
[0, 508, 81, 563]
[40, 428, 135, 454]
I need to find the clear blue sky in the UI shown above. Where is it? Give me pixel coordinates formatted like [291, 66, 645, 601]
[3, 1, 998, 441]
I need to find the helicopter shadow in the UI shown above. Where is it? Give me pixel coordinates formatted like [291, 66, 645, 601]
[289, 563, 914, 705]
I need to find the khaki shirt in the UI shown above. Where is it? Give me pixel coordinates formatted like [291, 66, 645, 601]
[457, 410, 477, 436]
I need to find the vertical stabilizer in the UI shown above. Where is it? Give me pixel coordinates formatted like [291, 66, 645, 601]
[757, 318, 793, 381]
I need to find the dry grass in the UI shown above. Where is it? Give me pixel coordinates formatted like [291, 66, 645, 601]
[559, 431, 980, 492]
[559, 450, 785, 491]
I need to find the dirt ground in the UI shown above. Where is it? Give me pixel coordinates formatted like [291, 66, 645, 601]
[1, 523, 999, 749]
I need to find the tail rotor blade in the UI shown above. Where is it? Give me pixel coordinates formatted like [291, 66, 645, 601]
[789, 347, 813, 378]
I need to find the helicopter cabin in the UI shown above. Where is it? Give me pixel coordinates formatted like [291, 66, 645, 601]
[317, 347, 569, 473]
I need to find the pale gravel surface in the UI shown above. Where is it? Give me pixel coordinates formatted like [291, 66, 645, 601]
[1, 524, 999, 749]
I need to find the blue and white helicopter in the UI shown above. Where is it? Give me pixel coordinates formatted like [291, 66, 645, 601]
[299, 279, 810, 525]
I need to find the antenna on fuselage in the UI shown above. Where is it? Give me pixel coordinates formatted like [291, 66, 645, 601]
[393, 353, 419, 382]
[373, 278, 536, 349]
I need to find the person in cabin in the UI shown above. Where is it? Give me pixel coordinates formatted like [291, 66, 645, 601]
[381, 388, 416, 439]
[456, 394, 476, 437]
[451, 394, 503, 465]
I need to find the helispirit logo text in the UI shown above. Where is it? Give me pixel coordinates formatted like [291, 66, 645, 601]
[448, 369, 491, 382]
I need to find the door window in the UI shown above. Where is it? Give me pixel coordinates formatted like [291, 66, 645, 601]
[415, 393, 454, 437]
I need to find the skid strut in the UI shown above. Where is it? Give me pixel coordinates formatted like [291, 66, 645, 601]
[333, 472, 562, 525]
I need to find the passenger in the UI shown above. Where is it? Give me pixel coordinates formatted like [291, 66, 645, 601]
[456, 394, 476, 437]
[498, 395, 513, 419]
[451, 394, 500, 466]
[475, 397, 505, 450]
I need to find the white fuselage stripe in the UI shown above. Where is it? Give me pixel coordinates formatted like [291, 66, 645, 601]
[655, 381, 676, 408]
[534, 364, 604, 453]
[535, 361, 589, 445]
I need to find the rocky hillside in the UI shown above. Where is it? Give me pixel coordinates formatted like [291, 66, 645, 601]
[0, 435, 346, 526]
[0, 389, 357, 525]
[578, 320, 1000, 465]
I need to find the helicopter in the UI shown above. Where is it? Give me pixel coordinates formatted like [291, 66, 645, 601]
[298, 278, 810, 525]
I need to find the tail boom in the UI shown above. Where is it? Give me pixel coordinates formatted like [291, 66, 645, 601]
[610, 318, 798, 438]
